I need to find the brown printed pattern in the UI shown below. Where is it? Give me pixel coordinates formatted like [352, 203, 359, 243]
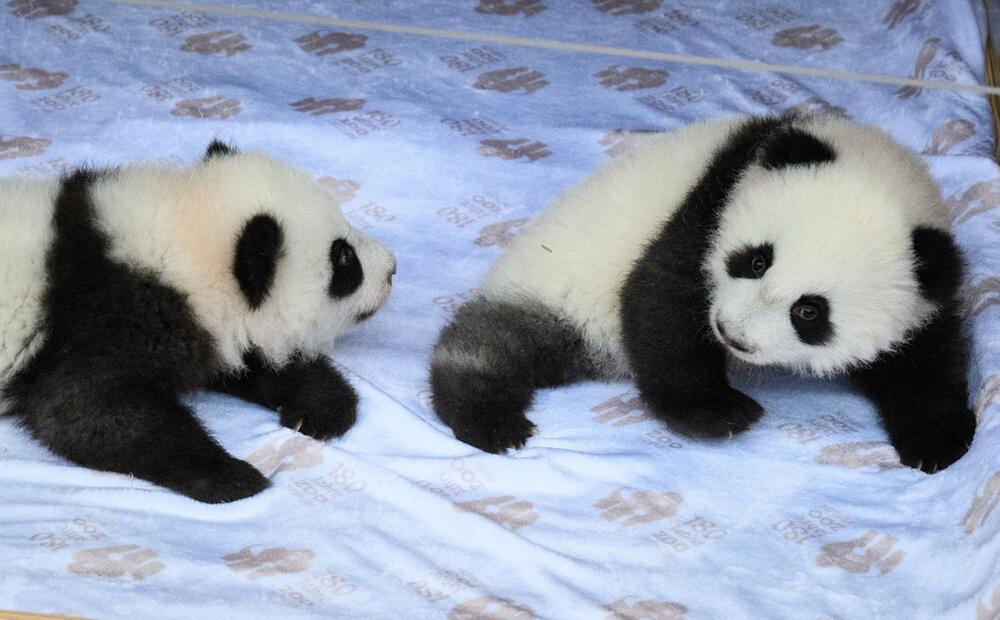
[638, 85, 704, 115]
[815, 442, 901, 472]
[962, 470, 1000, 534]
[975, 374, 1000, 420]
[816, 531, 905, 575]
[592, 0, 661, 16]
[297, 30, 367, 56]
[0, 135, 51, 160]
[31, 85, 99, 112]
[68, 544, 164, 580]
[772, 25, 844, 50]
[603, 598, 688, 620]
[735, 7, 798, 32]
[0, 63, 68, 90]
[8, 0, 76, 19]
[224, 546, 316, 580]
[476, 0, 546, 17]
[246, 435, 325, 476]
[966, 278, 1000, 320]
[333, 48, 401, 75]
[595, 65, 668, 91]
[149, 11, 214, 36]
[478, 139, 552, 161]
[947, 178, 1000, 225]
[977, 581, 1000, 620]
[171, 95, 241, 119]
[884, 0, 922, 29]
[442, 47, 507, 73]
[449, 595, 537, 620]
[317, 176, 360, 204]
[596, 489, 682, 526]
[143, 76, 202, 102]
[277, 571, 358, 606]
[292, 97, 366, 116]
[591, 394, 655, 427]
[784, 97, 849, 118]
[181, 30, 252, 56]
[896, 37, 940, 99]
[454, 495, 539, 531]
[47, 13, 110, 41]
[474, 218, 531, 248]
[474, 67, 549, 94]
[600, 129, 657, 158]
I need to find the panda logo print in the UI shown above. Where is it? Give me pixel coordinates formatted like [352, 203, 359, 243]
[292, 97, 366, 116]
[0, 64, 68, 90]
[595, 489, 683, 526]
[594, 66, 668, 92]
[181, 30, 252, 56]
[245, 435, 325, 477]
[454, 495, 540, 531]
[772, 25, 843, 50]
[474, 68, 549, 94]
[0, 135, 52, 160]
[816, 531, 905, 575]
[475, 0, 546, 17]
[8, 0, 76, 19]
[474, 218, 531, 248]
[68, 544, 165, 581]
[297, 30, 367, 56]
[478, 139, 552, 162]
[590, 393, 655, 428]
[923, 119, 975, 155]
[449, 595, 536, 620]
[961, 470, 1000, 534]
[223, 546, 316, 580]
[592, 0, 662, 16]
[815, 441, 902, 472]
[602, 597, 688, 620]
[171, 95, 241, 119]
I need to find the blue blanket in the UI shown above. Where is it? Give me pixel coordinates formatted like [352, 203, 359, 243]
[1, 1, 998, 618]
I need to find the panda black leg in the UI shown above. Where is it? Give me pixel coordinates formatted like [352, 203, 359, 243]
[850, 310, 975, 473]
[621, 266, 764, 439]
[211, 350, 359, 441]
[12, 379, 269, 503]
[430, 299, 592, 453]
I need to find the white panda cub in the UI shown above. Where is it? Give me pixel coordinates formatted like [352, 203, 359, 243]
[0, 141, 396, 502]
[431, 115, 975, 473]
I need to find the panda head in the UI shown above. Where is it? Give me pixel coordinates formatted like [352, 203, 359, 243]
[704, 118, 963, 376]
[199, 141, 395, 366]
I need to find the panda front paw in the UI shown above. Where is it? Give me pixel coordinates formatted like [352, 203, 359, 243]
[890, 406, 975, 474]
[655, 388, 765, 439]
[450, 413, 537, 454]
[178, 456, 271, 504]
[280, 389, 359, 441]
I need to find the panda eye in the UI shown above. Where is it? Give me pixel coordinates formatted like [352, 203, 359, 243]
[794, 304, 818, 321]
[333, 242, 355, 267]
[726, 243, 774, 279]
[790, 295, 833, 345]
[329, 239, 363, 298]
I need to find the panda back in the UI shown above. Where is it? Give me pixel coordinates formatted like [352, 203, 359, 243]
[0, 178, 58, 388]
[478, 118, 741, 368]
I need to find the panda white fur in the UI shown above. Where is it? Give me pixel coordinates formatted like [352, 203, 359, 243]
[431, 115, 975, 473]
[0, 141, 396, 502]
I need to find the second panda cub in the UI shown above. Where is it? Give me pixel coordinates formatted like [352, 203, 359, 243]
[431, 115, 976, 473]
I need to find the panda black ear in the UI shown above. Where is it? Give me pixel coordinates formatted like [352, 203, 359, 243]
[204, 139, 237, 161]
[760, 127, 836, 170]
[911, 226, 964, 304]
[234, 214, 284, 309]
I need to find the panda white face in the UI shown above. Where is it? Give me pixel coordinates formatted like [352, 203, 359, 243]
[704, 163, 935, 376]
[199, 146, 396, 366]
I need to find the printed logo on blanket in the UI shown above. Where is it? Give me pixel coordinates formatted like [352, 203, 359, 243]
[449, 595, 536, 620]
[68, 544, 164, 581]
[181, 30, 253, 56]
[224, 546, 316, 580]
[962, 471, 1000, 534]
[594, 66, 669, 92]
[8, 0, 76, 20]
[475, 0, 547, 17]
[595, 489, 683, 527]
[0, 63, 68, 90]
[602, 597, 688, 620]
[0, 135, 51, 160]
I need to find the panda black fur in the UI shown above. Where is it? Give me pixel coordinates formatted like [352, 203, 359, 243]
[431, 115, 976, 473]
[0, 141, 396, 502]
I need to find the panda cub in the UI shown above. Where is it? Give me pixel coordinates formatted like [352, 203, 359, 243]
[0, 141, 396, 502]
[431, 115, 975, 473]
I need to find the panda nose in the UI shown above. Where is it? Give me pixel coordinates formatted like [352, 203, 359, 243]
[715, 320, 754, 354]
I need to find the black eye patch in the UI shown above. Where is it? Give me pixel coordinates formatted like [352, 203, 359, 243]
[726, 243, 774, 279]
[790, 294, 833, 345]
[329, 239, 363, 298]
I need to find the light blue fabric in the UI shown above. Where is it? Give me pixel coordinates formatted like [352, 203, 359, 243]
[1, 1, 998, 618]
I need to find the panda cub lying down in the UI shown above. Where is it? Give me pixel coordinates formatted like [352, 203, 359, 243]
[431, 115, 976, 473]
[0, 141, 396, 503]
